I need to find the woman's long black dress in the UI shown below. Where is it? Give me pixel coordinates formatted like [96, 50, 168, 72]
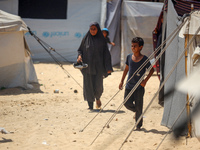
[77, 23, 113, 107]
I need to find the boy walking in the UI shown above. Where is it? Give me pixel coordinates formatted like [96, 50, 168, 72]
[119, 37, 154, 130]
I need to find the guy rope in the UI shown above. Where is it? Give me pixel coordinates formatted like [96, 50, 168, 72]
[89, 16, 189, 146]
[27, 27, 83, 89]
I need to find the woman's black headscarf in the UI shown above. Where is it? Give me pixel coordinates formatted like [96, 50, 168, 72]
[77, 22, 113, 77]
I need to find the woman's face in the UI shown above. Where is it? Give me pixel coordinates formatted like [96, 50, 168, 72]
[90, 25, 98, 36]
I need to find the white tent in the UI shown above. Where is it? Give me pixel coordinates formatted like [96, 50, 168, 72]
[0, 10, 38, 89]
[120, 0, 163, 68]
[0, 0, 106, 63]
[0, 0, 162, 67]
[103, 0, 163, 67]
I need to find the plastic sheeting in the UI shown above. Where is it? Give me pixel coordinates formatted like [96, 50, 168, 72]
[121, 1, 163, 69]
[104, 0, 122, 66]
[0, 0, 105, 63]
[0, 0, 162, 66]
[161, 4, 200, 139]
[161, 0, 187, 129]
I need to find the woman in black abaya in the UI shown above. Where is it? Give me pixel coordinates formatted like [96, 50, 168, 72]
[77, 22, 113, 110]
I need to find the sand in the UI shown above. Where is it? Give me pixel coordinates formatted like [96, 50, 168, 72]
[0, 63, 200, 150]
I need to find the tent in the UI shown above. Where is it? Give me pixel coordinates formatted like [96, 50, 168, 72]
[101, 0, 163, 67]
[153, 0, 200, 138]
[0, 10, 38, 89]
[120, 0, 163, 68]
[0, 0, 163, 68]
[178, 9, 200, 138]
[0, 0, 106, 63]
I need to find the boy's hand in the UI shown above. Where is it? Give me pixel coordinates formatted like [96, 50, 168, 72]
[119, 81, 123, 90]
[140, 80, 147, 87]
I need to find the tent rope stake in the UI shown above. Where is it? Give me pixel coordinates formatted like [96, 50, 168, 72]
[27, 27, 83, 89]
[119, 25, 200, 150]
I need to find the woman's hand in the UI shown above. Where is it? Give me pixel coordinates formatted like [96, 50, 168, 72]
[77, 55, 82, 63]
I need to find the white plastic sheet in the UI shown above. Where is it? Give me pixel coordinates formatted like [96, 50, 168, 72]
[0, 0, 104, 62]
[121, 1, 163, 69]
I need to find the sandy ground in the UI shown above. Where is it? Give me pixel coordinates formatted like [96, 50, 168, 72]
[0, 63, 200, 150]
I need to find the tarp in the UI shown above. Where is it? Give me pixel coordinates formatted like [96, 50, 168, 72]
[121, 1, 163, 69]
[178, 10, 200, 139]
[161, 0, 187, 129]
[0, 0, 105, 63]
[0, 10, 38, 89]
[104, 0, 122, 66]
[156, 0, 200, 138]
[0, 0, 162, 67]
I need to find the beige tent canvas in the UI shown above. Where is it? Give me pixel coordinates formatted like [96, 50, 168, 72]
[0, 10, 38, 89]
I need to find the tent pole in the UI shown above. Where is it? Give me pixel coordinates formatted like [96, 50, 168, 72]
[185, 34, 192, 137]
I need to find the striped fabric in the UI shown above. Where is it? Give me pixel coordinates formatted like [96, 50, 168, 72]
[173, 0, 200, 16]
[152, 0, 200, 78]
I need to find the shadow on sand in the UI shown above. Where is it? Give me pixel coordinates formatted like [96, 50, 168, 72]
[0, 83, 43, 96]
[0, 137, 13, 143]
[89, 109, 125, 114]
[135, 128, 169, 135]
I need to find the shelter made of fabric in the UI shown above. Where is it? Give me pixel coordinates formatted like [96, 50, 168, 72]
[0, 0, 106, 63]
[0, 0, 163, 68]
[179, 10, 200, 139]
[0, 10, 38, 89]
[155, 0, 200, 139]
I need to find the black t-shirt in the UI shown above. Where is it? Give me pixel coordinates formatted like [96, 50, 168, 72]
[125, 54, 151, 90]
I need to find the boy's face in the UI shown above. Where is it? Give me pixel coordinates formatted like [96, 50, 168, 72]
[90, 25, 98, 36]
[131, 42, 143, 53]
[102, 31, 107, 37]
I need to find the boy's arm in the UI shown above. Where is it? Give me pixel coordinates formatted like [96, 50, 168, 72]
[119, 65, 129, 90]
[140, 67, 154, 87]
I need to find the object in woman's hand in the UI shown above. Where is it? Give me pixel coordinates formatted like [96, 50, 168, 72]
[73, 62, 88, 69]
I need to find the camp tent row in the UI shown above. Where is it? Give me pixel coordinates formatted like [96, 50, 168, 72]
[1, 0, 200, 145]
[0, 0, 163, 89]
[0, 10, 37, 89]
[0, 0, 163, 68]
[105, 0, 163, 67]
[153, 0, 200, 139]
